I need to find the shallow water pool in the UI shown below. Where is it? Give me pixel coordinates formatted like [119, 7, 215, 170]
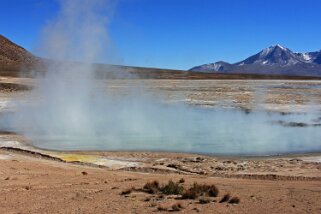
[14, 107, 321, 156]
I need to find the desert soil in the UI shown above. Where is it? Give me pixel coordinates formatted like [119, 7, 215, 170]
[0, 150, 321, 214]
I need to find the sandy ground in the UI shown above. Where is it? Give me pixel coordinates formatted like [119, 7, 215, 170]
[0, 150, 320, 214]
[0, 77, 321, 213]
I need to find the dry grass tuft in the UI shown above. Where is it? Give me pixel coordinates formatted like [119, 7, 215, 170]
[229, 196, 240, 204]
[142, 180, 185, 195]
[160, 180, 184, 195]
[219, 193, 231, 203]
[182, 189, 198, 199]
[143, 180, 160, 194]
[182, 183, 219, 199]
[137, 180, 224, 205]
[207, 185, 219, 197]
[178, 178, 185, 183]
[199, 197, 211, 204]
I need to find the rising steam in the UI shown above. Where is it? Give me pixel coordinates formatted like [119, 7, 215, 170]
[15, 0, 116, 138]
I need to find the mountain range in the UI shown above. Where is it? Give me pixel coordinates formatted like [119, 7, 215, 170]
[190, 45, 321, 77]
[1, 34, 321, 79]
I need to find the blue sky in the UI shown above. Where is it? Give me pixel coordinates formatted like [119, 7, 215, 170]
[1, 0, 321, 70]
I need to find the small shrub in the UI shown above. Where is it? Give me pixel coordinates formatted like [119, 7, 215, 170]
[143, 180, 160, 194]
[219, 193, 230, 203]
[207, 185, 219, 197]
[179, 178, 185, 183]
[187, 183, 219, 198]
[181, 183, 219, 199]
[160, 180, 184, 195]
[182, 189, 198, 199]
[229, 196, 240, 204]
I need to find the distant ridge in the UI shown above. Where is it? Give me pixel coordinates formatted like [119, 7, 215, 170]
[190, 45, 321, 77]
[0, 35, 320, 79]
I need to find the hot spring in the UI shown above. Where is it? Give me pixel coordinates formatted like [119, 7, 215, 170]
[2, 94, 321, 156]
[1, 0, 320, 157]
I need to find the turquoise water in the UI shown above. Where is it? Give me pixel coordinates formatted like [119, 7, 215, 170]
[20, 108, 321, 156]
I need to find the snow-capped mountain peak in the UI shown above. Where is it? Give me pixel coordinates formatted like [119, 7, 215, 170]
[274, 44, 286, 50]
[237, 44, 301, 66]
[189, 45, 321, 77]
